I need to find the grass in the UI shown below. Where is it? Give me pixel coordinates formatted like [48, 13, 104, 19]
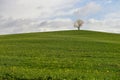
[0, 30, 120, 80]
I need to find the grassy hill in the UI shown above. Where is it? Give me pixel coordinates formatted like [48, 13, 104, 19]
[0, 30, 120, 80]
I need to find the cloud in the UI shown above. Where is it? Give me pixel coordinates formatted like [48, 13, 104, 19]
[106, 0, 112, 3]
[37, 18, 73, 30]
[0, 16, 74, 34]
[0, 0, 80, 34]
[0, 0, 81, 19]
[0, 0, 101, 19]
[74, 2, 101, 17]
[52, 2, 101, 20]
[84, 12, 120, 33]
[0, 0, 120, 34]
[105, 12, 120, 19]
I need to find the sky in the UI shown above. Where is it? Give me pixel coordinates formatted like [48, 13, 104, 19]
[0, 0, 120, 34]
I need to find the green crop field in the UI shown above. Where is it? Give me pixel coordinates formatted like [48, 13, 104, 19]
[0, 30, 120, 80]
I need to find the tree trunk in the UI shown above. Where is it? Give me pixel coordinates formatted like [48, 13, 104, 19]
[78, 27, 80, 30]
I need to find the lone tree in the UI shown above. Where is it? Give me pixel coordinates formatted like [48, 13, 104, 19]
[74, 19, 84, 30]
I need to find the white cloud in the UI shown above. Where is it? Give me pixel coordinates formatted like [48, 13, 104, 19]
[0, 0, 80, 34]
[84, 12, 120, 33]
[106, 0, 112, 3]
[54, 2, 101, 18]
[0, 0, 101, 19]
[38, 18, 73, 30]
[0, 0, 120, 34]
[105, 12, 120, 19]
[0, 0, 80, 19]
[0, 17, 74, 34]
[74, 2, 101, 17]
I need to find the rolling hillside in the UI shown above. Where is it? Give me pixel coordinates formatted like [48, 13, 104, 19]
[0, 30, 120, 80]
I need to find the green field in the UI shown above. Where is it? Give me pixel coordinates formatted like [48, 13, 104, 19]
[0, 30, 120, 80]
